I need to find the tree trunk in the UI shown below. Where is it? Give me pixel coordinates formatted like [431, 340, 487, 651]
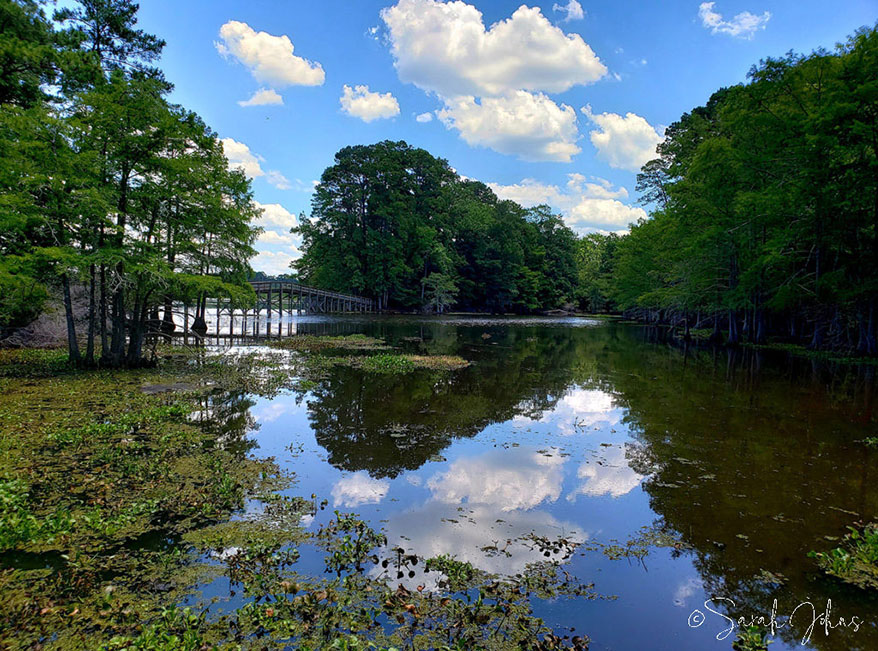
[727, 309, 740, 346]
[868, 300, 878, 356]
[754, 309, 767, 345]
[709, 313, 722, 344]
[99, 264, 108, 355]
[85, 264, 96, 365]
[810, 320, 824, 350]
[191, 293, 208, 334]
[161, 295, 175, 333]
[61, 273, 81, 365]
[106, 284, 127, 367]
[126, 305, 148, 366]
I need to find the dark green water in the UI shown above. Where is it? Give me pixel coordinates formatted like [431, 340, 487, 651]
[218, 315, 878, 650]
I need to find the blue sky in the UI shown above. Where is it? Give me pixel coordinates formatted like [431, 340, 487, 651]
[134, 0, 876, 274]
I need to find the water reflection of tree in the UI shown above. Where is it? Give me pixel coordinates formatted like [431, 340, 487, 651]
[302, 325, 606, 478]
[297, 319, 878, 648]
[606, 338, 878, 651]
[190, 390, 259, 457]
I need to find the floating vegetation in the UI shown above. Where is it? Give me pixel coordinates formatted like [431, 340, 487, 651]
[598, 523, 691, 562]
[266, 335, 471, 376]
[335, 353, 469, 374]
[0, 347, 72, 378]
[0, 347, 588, 650]
[402, 355, 470, 371]
[269, 334, 388, 352]
[809, 523, 878, 590]
[358, 354, 417, 374]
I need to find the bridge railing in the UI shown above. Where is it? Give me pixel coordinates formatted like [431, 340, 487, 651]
[248, 280, 375, 308]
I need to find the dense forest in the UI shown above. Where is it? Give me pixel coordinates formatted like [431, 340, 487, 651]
[601, 26, 878, 352]
[0, 0, 259, 367]
[295, 141, 580, 313]
[296, 27, 878, 354]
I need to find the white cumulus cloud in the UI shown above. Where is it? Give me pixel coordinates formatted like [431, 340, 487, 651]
[437, 92, 580, 162]
[221, 140, 292, 190]
[257, 230, 296, 246]
[581, 105, 664, 172]
[553, 0, 584, 22]
[250, 250, 299, 275]
[548, 387, 622, 434]
[380, 0, 608, 161]
[488, 174, 646, 234]
[266, 170, 291, 190]
[238, 88, 284, 107]
[216, 20, 325, 87]
[381, 0, 606, 97]
[698, 2, 771, 39]
[253, 202, 299, 230]
[221, 137, 264, 178]
[415, 112, 434, 123]
[340, 85, 401, 122]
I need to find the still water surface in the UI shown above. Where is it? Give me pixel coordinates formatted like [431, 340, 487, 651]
[203, 316, 878, 650]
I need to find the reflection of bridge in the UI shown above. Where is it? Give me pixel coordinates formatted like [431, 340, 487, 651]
[249, 280, 376, 315]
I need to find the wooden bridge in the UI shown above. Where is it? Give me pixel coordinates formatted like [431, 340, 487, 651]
[248, 280, 376, 315]
[171, 280, 376, 340]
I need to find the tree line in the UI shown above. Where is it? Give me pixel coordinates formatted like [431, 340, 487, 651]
[580, 26, 878, 353]
[4, 1, 874, 358]
[0, 0, 259, 367]
[293, 25, 876, 350]
[295, 140, 580, 314]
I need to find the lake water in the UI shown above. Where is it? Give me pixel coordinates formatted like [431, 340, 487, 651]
[206, 315, 878, 650]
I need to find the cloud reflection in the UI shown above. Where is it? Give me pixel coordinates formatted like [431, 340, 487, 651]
[516, 387, 623, 435]
[427, 447, 564, 511]
[331, 471, 390, 507]
[568, 444, 644, 499]
[374, 502, 584, 588]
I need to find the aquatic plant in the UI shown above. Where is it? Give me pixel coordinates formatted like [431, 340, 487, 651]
[269, 334, 388, 352]
[335, 353, 469, 374]
[732, 625, 772, 650]
[360, 354, 416, 374]
[809, 523, 878, 590]
[0, 348, 72, 378]
[0, 477, 38, 549]
[0, 346, 591, 650]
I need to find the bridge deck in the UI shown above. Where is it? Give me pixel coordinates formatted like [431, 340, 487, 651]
[248, 280, 375, 314]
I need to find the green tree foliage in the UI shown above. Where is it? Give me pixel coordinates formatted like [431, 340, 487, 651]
[0, 258, 48, 334]
[296, 141, 580, 313]
[575, 233, 619, 313]
[421, 272, 457, 314]
[0, 0, 58, 107]
[0, 0, 259, 364]
[607, 26, 878, 352]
